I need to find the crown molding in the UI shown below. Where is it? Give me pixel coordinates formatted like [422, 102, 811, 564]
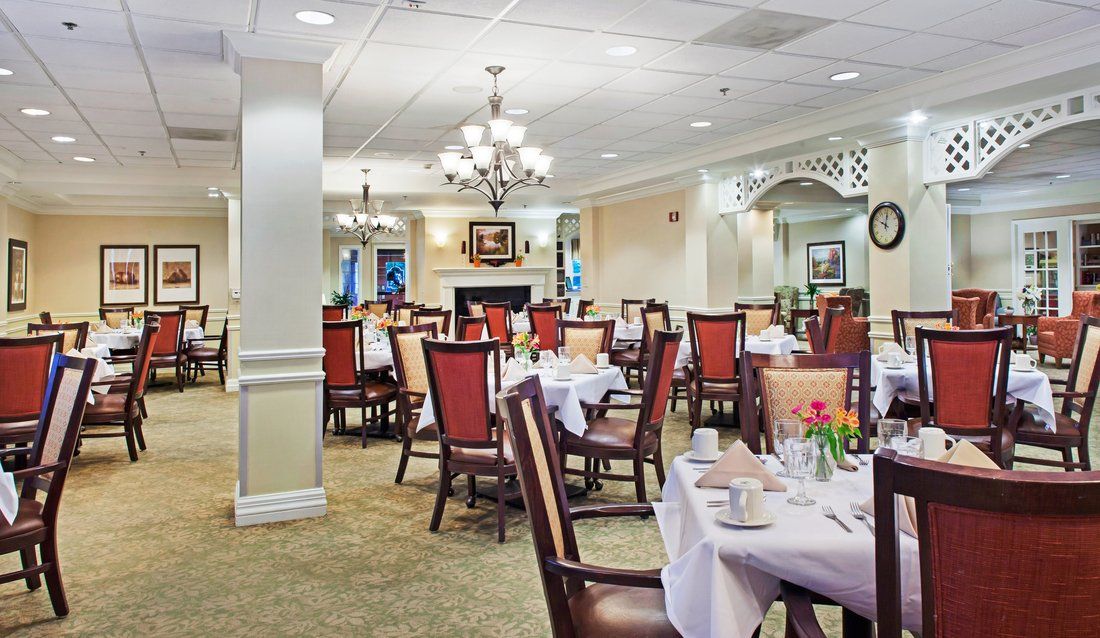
[586, 179, 683, 207]
[222, 31, 342, 74]
[31, 204, 227, 217]
[419, 209, 566, 219]
[858, 125, 927, 149]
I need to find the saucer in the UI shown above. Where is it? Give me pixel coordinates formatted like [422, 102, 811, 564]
[884, 364, 905, 370]
[683, 450, 720, 463]
[1013, 367, 1037, 373]
[715, 508, 776, 528]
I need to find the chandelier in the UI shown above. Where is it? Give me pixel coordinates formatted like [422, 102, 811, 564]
[437, 66, 552, 214]
[335, 169, 398, 246]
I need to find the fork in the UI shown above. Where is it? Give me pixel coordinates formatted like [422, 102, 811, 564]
[855, 454, 868, 466]
[822, 505, 852, 533]
[850, 502, 874, 534]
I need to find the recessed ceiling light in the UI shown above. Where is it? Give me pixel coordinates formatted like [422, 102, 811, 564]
[957, 187, 970, 192]
[828, 136, 843, 141]
[829, 71, 860, 81]
[373, 152, 395, 158]
[20, 108, 50, 116]
[72, 156, 95, 162]
[50, 135, 75, 143]
[690, 121, 712, 128]
[752, 169, 766, 179]
[1018, 143, 1031, 149]
[605, 45, 637, 57]
[207, 192, 220, 198]
[504, 108, 528, 115]
[799, 182, 813, 186]
[1056, 174, 1071, 179]
[908, 112, 928, 124]
[452, 85, 482, 94]
[845, 208, 853, 211]
[294, 10, 335, 25]
[0, 68, 13, 76]
[601, 153, 619, 158]
[207, 186, 219, 191]
[545, 174, 554, 178]
[444, 145, 463, 151]
[697, 169, 708, 173]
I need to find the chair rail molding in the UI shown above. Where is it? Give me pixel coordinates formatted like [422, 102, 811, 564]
[718, 145, 869, 215]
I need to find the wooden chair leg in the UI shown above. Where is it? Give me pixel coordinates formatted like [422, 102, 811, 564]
[633, 457, 647, 504]
[429, 466, 452, 532]
[124, 420, 139, 462]
[395, 435, 412, 484]
[1080, 441, 1091, 471]
[466, 474, 477, 508]
[134, 417, 147, 451]
[653, 442, 667, 488]
[217, 359, 226, 385]
[20, 547, 41, 590]
[176, 363, 184, 392]
[496, 470, 506, 543]
[40, 535, 69, 617]
[138, 397, 148, 419]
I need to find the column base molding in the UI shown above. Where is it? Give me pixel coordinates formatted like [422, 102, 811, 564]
[225, 378, 240, 392]
[234, 482, 327, 526]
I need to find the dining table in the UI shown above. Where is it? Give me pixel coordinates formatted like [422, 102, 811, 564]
[69, 345, 116, 404]
[674, 333, 799, 368]
[88, 326, 204, 351]
[654, 453, 922, 638]
[0, 468, 15, 525]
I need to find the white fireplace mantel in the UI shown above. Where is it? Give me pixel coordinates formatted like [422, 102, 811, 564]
[433, 267, 556, 312]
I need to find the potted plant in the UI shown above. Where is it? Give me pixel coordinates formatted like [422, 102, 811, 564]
[331, 289, 353, 306]
[803, 283, 820, 307]
[514, 254, 524, 267]
[472, 254, 482, 268]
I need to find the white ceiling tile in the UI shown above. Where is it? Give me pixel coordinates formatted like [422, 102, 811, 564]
[253, 0, 380, 40]
[67, 88, 156, 110]
[26, 0, 122, 9]
[404, 0, 513, 18]
[127, 0, 251, 25]
[156, 93, 239, 116]
[758, 0, 883, 19]
[83, 107, 162, 125]
[7, 105, 84, 124]
[444, 52, 547, 87]
[540, 105, 620, 125]
[604, 68, 705, 94]
[92, 122, 167, 137]
[697, 99, 779, 119]
[0, 84, 70, 107]
[760, 104, 817, 122]
[852, 68, 939, 91]
[529, 61, 631, 88]
[720, 52, 832, 82]
[0, 58, 52, 85]
[917, 42, 1017, 72]
[577, 123, 647, 140]
[601, 110, 682, 128]
[674, 75, 774, 99]
[172, 138, 234, 151]
[799, 87, 875, 108]
[565, 32, 682, 67]
[0, 1, 132, 44]
[51, 67, 150, 92]
[119, 155, 175, 166]
[646, 43, 760, 74]
[153, 74, 238, 98]
[851, 33, 978, 67]
[472, 22, 589, 60]
[792, 60, 901, 86]
[608, 0, 747, 40]
[494, 83, 592, 110]
[634, 94, 724, 115]
[0, 34, 33, 61]
[850, 0, 996, 31]
[178, 159, 232, 167]
[132, 16, 232, 54]
[740, 82, 835, 105]
[370, 8, 491, 49]
[25, 37, 142, 72]
[570, 88, 656, 110]
[633, 127, 699, 142]
[522, 120, 589, 137]
[778, 23, 909, 59]
[347, 42, 456, 82]
[143, 50, 237, 80]
[995, 9, 1100, 46]
[506, 0, 645, 30]
[101, 136, 172, 154]
[932, 0, 1078, 40]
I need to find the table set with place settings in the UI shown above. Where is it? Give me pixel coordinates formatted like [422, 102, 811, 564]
[87, 325, 204, 351]
[674, 333, 798, 368]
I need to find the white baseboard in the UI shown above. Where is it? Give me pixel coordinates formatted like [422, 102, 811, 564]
[225, 378, 239, 392]
[234, 484, 327, 527]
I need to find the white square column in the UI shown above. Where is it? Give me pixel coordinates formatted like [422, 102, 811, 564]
[224, 33, 339, 526]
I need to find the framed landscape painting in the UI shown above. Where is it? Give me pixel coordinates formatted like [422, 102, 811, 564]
[469, 221, 516, 264]
[154, 245, 200, 304]
[807, 240, 846, 286]
[101, 245, 148, 306]
[7, 238, 27, 312]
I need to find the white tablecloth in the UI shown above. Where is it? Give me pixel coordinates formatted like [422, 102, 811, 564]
[417, 365, 628, 436]
[0, 470, 16, 525]
[674, 334, 798, 368]
[870, 356, 1056, 429]
[362, 342, 395, 370]
[655, 455, 922, 637]
[68, 345, 115, 403]
[88, 327, 203, 350]
[504, 318, 642, 344]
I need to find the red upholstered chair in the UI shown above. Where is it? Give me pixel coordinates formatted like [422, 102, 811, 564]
[803, 315, 825, 354]
[526, 303, 563, 353]
[1015, 315, 1100, 470]
[366, 299, 393, 318]
[950, 295, 981, 329]
[422, 337, 515, 542]
[0, 334, 63, 452]
[611, 303, 670, 387]
[389, 323, 439, 484]
[543, 297, 572, 314]
[81, 324, 159, 462]
[497, 375, 681, 637]
[560, 329, 683, 502]
[913, 326, 1016, 466]
[456, 315, 487, 341]
[483, 301, 514, 356]
[322, 304, 347, 321]
[145, 310, 188, 392]
[1038, 290, 1100, 367]
[783, 448, 1100, 638]
[0, 353, 97, 618]
[27, 322, 88, 353]
[557, 319, 613, 364]
[411, 309, 452, 339]
[321, 319, 396, 447]
[640, 303, 687, 411]
[815, 295, 869, 353]
[951, 287, 999, 328]
[685, 311, 745, 431]
[185, 329, 228, 385]
[891, 310, 957, 352]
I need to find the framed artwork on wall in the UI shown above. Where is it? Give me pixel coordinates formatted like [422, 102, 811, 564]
[154, 245, 200, 304]
[468, 221, 516, 264]
[807, 240, 846, 286]
[7, 238, 27, 312]
[101, 245, 148, 306]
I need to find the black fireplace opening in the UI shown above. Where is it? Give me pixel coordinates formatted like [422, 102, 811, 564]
[455, 286, 531, 314]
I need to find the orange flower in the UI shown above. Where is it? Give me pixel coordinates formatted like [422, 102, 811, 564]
[834, 408, 859, 429]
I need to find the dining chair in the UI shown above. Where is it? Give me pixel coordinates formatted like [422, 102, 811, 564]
[891, 309, 958, 352]
[321, 319, 397, 447]
[1013, 315, 1100, 470]
[527, 303, 563, 353]
[98, 307, 134, 329]
[734, 301, 780, 337]
[803, 315, 825, 354]
[411, 309, 452, 339]
[37, 312, 52, 324]
[497, 375, 681, 637]
[27, 322, 89, 352]
[483, 301, 514, 356]
[914, 326, 1016, 467]
[456, 315, 487, 341]
[366, 299, 393, 317]
[0, 353, 97, 618]
[684, 311, 746, 432]
[815, 295, 869, 353]
[561, 329, 683, 503]
[186, 329, 228, 385]
[621, 298, 655, 324]
[466, 300, 485, 317]
[394, 303, 424, 326]
[1038, 290, 1100, 366]
[422, 337, 515, 542]
[177, 304, 209, 331]
[739, 351, 872, 455]
[322, 304, 348, 321]
[80, 324, 159, 462]
[145, 310, 188, 392]
[0, 334, 63, 455]
[543, 297, 571, 314]
[388, 323, 440, 484]
[782, 448, 1100, 638]
[557, 319, 613, 363]
[810, 307, 847, 354]
[576, 299, 594, 318]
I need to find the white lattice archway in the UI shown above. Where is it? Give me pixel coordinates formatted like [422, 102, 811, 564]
[718, 146, 869, 214]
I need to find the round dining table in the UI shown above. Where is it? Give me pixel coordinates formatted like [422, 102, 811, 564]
[88, 326, 204, 351]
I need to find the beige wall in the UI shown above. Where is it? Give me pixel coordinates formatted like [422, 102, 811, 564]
[593, 190, 687, 305]
[783, 214, 870, 291]
[5, 203, 37, 320]
[950, 214, 972, 288]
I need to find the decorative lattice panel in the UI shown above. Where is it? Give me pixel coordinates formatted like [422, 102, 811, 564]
[848, 147, 869, 190]
[718, 175, 744, 213]
[718, 144, 870, 214]
[976, 106, 1060, 168]
[795, 152, 846, 191]
[556, 213, 579, 240]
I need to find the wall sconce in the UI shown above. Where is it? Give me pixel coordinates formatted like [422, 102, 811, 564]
[460, 240, 466, 255]
[434, 233, 447, 248]
[524, 240, 530, 254]
[537, 233, 549, 248]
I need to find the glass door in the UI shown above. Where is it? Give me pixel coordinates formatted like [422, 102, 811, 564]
[1015, 219, 1072, 316]
[374, 246, 406, 304]
[339, 246, 360, 305]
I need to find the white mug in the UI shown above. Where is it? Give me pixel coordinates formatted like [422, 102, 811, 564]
[918, 427, 957, 459]
[595, 352, 610, 368]
[692, 428, 719, 459]
[632, 316, 642, 326]
[540, 349, 555, 367]
[769, 324, 786, 338]
[728, 477, 765, 523]
[1013, 353, 1037, 371]
[555, 362, 571, 380]
[759, 329, 771, 341]
[887, 352, 903, 367]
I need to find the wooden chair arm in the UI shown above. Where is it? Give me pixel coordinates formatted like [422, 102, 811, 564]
[92, 379, 132, 388]
[779, 581, 828, 638]
[1052, 390, 1092, 399]
[399, 388, 426, 399]
[606, 388, 644, 398]
[0, 446, 32, 459]
[544, 556, 664, 589]
[570, 503, 655, 520]
[1049, 378, 1068, 386]
[11, 461, 65, 480]
[102, 355, 135, 363]
[580, 401, 642, 411]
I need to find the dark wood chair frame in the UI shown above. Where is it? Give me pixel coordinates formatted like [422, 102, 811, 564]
[455, 315, 487, 341]
[177, 304, 210, 331]
[388, 322, 440, 484]
[394, 303, 425, 325]
[322, 304, 348, 320]
[186, 329, 229, 385]
[818, 306, 847, 354]
[27, 322, 89, 352]
[890, 309, 958, 353]
[733, 301, 781, 327]
[526, 303, 563, 351]
[366, 299, 394, 317]
[466, 300, 485, 316]
[145, 310, 188, 392]
[803, 315, 824, 354]
[543, 297, 572, 314]
[576, 299, 594, 318]
[98, 306, 134, 327]
[38, 312, 52, 324]
[483, 301, 514, 356]
[556, 319, 614, 362]
[411, 308, 452, 339]
[685, 311, 746, 432]
[0, 334, 63, 455]
[80, 324, 159, 462]
[620, 298, 655, 322]
[321, 319, 396, 447]
[644, 303, 686, 411]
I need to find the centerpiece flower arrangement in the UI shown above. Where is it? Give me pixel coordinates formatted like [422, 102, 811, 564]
[935, 321, 960, 331]
[133, 310, 144, 327]
[1018, 284, 1042, 316]
[584, 305, 601, 320]
[791, 400, 860, 481]
[349, 304, 371, 321]
[511, 332, 539, 368]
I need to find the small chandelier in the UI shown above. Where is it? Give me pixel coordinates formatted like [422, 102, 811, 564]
[335, 168, 398, 246]
[438, 66, 552, 215]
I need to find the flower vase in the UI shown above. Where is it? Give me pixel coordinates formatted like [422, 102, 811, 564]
[813, 432, 835, 482]
[515, 347, 530, 371]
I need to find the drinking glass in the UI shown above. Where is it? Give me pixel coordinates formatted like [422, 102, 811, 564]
[773, 419, 803, 477]
[889, 435, 924, 459]
[784, 438, 817, 506]
[905, 336, 916, 354]
[557, 346, 572, 364]
[878, 418, 907, 450]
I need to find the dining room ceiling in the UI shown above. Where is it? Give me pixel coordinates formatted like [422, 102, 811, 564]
[1, 0, 1100, 208]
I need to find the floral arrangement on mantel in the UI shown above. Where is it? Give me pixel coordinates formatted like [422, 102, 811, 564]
[1018, 284, 1042, 315]
[792, 400, 860, 480]
[585, 305, 601, 319]
[514, 255, 525, 267]
[133, 309, 145, 327]
[472, 253, 482, 268]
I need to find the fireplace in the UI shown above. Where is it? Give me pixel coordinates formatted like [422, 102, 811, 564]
[455, 286, 530, 314]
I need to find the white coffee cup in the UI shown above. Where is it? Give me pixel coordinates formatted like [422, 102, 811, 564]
[632, 316, 642, 326]
[728, 477, 765, 523]
[540, 349, 555, 367]
[692, 428, 719, 459]
[555, 361, 571, 380]
[918, 426, 957, 459]
[769, 324, 786, 338]
[1013, 353, 1037, 372]
[596, 352, 610, 368]
[887, 352, 903, 367]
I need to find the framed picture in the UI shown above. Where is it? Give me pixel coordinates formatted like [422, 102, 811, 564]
[469, 221, 516, 264]
[154, 245, 200, 304]
[807, 240, 846, 286]
[100, 245, 148, 306]
[7, 239, 27, 312]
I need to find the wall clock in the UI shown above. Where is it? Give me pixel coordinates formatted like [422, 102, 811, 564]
[868, 201, 905, 249]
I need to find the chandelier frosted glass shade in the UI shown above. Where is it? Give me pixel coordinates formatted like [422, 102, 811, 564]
[336, 169, 398, 247]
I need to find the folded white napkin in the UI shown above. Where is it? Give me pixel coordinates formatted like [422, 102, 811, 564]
[93, 323, 113, 334]
[695, 441, 787, 492]
[768, 324, 786, 338]
[80, 347, 101, 358]
[569, 353, 598, 374]
[367, 313, 380, 321]
[66, 348, 85, 358]
[502, 358, 527, 383]
[368, 341, 387, 351]
[876, 342, 905, 361]
[185, 319, 200, 328]
[861, 440, 998, 538]
[0, 470, 16, 525]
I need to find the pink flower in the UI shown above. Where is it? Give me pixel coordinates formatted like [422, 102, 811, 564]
[819, 414, 832, 424]
[810, 400, 827, 412]
[791, 404, 803, 415]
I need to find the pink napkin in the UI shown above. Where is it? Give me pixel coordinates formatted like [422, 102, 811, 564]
[695, 441, 787, 492]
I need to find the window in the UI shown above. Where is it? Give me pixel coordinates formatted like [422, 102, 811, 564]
[339, 247, 360, 305]
[376, 247, 406, 304]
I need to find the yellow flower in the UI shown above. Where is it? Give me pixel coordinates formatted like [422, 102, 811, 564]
[834, 408, 859, 429]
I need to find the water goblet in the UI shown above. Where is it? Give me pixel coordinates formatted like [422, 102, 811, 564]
[877, 418, 907, 450]
[889, 435, 925, 459]
[784, 438, 817, 506]
[905, 336, 916, 354]
[773, 419, 802, 477]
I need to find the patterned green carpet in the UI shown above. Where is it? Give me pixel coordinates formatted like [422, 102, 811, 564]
[0, 363, 1088, 637]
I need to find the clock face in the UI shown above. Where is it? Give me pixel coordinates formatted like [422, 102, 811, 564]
[869, 202, 905, 249]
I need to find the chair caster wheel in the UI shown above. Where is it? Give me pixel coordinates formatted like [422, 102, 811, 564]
[466, 496, 476, 508]
[447, 488, 455, 497]
[594, 480, 604, 491]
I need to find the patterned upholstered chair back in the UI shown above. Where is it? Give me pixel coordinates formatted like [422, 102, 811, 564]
[423, 338, 501, 449]
[99, 307, 134, 329]
[734, 302, 778, 336]
[0, 333, 62, 422]
[838, 287, 866, 316]
[322, 305, 347, 321]
[466, 300, 485, 317]
[394, 304, 423, 325]
[1067, 316, 1100, 415]
[915, 327, 1011, 433]
[558, 320, 613, 363]
[543, 298, 571, 314]
[412, 309, 452, 339]
[146, 310, 185, 357]
[483, 302, 512, 343]
[456, 315, 487, 342]
[28, 353, 98, 496]
[178, 304, 209, 330]
[388, 323, 437, 395]
[527, 303, 562, 352]
[950, 296, 981, 329]
[367, 300, 393, 318]
[28, 322, 88, 353]
[686, 311, 745, 383]
[1070, 290, 1100, 318]
[891, 310, 958, 352]
[621, 298, 655, 324]
[759, 368, 848, 440]
[641, 303, 671, 354]
[321, 320, 362, 388]
[773, 286, 799, 326]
